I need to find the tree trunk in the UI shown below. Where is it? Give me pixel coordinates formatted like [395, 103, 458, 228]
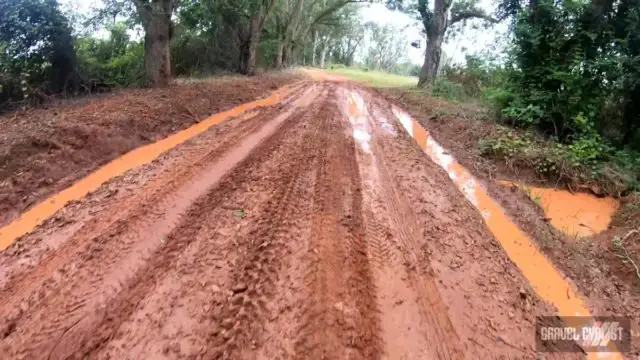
[239, 15, 263, 76]
[418, 0, 449, 87]
[283, 44, 291, 67]
[134, 0, 173, 87]
[418, 30, 444, 87]
[144, 18, 172, 87]
[275, 41, 285, 69]
[311, 30, 318, 66]
[319, 44, 327, 68]
[302, 46, 306, 65]
[50, 25, 83, 93]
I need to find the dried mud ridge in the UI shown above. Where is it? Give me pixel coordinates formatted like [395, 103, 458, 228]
[1, 83, 567, 359]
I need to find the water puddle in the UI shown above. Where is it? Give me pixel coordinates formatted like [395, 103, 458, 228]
[343, 90, 373, 153]
[391, 107, 621, 358]
[499, 181, 619, 239]
[0, 83, 300, 250]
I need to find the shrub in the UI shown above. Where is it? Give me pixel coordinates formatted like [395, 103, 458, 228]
[483, 86, 513, 114]
[479, 127, 640, 194]
[432, 78, 466, 102]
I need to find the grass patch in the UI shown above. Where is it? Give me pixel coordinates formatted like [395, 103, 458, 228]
[327, 67, 418, 88]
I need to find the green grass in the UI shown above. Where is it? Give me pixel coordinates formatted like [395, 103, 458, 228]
[328, 67, 418, 88]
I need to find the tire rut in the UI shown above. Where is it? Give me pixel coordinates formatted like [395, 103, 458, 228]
[90, 99, 321, 359]
[295, 88, 383, 360]
[0, 85, 317, 360]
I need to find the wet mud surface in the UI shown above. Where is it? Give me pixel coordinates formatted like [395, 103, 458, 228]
[0, 82, 593, 359]
[376, 86, 640, 357]
[0, 73, 301, 228]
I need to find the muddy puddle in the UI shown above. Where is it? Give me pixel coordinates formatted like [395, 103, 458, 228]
[499, 181, 619, 239]
[391, 108, 622, 358]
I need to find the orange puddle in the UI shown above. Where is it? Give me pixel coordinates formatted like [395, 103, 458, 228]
[0, 83, 299, 250]
[499, 181, 619, 239]
[392, 108, 621, 358]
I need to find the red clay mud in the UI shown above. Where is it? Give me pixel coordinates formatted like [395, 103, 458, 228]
[0, 81, 604, 359]
[0, 73, 301, 227]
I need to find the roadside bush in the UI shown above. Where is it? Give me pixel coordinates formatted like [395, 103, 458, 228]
[76, 28, 145, 88]
[482, 86, 513, 115]
[0, 0, 80, 108]
[479, 127, 640, 195]
[497, 0, 640, 149]
[431, 78, 466, 102]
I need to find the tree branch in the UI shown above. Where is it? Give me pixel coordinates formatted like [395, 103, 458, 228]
[311, 0, 367, 27]
[450, 9, 498, 25]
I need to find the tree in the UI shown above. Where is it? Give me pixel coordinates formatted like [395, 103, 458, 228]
[363, 22, 408, 71]
[241, 0, 279, 75]
[0, 0, 82, 104]
[272, 0, 306, 69]
[131, 0, 174, 87]
[493, 0, 640, 147]
[331, 21, 365, 66]
[388, 0, 498, 87]
[302, 0, 364, 67]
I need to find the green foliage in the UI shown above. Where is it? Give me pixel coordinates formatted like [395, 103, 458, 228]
[431, 78, 466, 102]
[75, 23, 144, 87]
[0, 0, 79, 107]
[480, 127, 640, 193]
[496, 0, 640, 148]
[482, 86, 513, 113]
[566, 135, 608, 167]
[438, 55, 509, 101]
[501, 102, 544, 127]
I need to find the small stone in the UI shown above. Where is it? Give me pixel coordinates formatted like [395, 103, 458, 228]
[232, 283, 248, 294]
[519, 287, 527, 298]
[221, 318, 235, 329]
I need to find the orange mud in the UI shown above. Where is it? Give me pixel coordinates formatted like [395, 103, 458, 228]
[1, 80, 626, 358]
[392, 107, 622, 358]
[0, 84, 299, 250]
[498, 181, 619, 239]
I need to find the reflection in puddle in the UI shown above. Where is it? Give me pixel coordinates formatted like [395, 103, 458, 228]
[343, 90, 373, 153]
[391, 107, 620, 359]
[499, 181, 619, 239]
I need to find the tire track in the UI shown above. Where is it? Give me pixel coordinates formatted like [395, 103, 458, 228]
[363, 208, 397, 268]
[0, 86, 318, 360]
[369, 104, 466, 360]
[336, 87, 466, 359]
[0, 82, 306, 290]
[295, 88, 382, 360]
[202, 88, 327, 359]
[90, 102, 322, 359]
[0, 99, 282, 297]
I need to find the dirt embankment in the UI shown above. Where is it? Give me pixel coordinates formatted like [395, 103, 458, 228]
[376, 87, 640, 352]
[0, 72, 302, 227]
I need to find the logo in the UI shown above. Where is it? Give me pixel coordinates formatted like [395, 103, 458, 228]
[536, 316, 631, 353]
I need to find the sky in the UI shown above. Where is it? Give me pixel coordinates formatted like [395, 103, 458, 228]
[58, 0, 509, 66]
[359, 3, 509, 65]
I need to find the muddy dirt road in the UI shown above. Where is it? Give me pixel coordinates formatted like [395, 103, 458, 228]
[1, 82, 582, 359]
